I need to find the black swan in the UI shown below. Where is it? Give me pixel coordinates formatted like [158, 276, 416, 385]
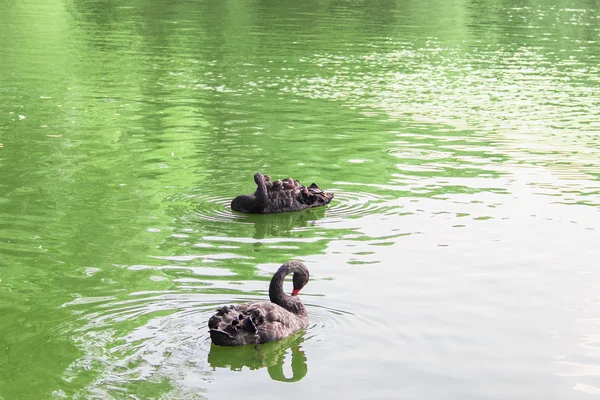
[208, 260, 310, 346]
[231, 172, 334, 213]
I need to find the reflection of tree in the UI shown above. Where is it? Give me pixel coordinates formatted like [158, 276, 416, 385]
[208, 332, 308, 382]
[466, 0, 600, 52]
[65, 0, 509, 201]
[5, 1, 600, 398]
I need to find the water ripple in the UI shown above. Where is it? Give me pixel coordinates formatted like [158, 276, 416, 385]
[61, 287, 357, 398]
[324, 190, 398, 219]
[191, 195, 252, 224]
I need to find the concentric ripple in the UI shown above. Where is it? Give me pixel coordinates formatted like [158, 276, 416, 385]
[324, 190, 399, 219]
[165, 192, 255, 225]
[174, 190, 402, 227]
[62, 293, 226, 398]
[61, 290, 359, 398]
[192, 195, 254, 224]
[303, 301, 365, 347]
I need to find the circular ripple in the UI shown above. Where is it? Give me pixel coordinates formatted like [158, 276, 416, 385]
[63, 290, 382, 397]
[171, 193, 256, 225]
[325, 190, 398, 219]
[303, 298, 395, 350]
[63, 294, 217, 398]
[193, 195, 254, 224]
[304, 302, 357, 344]
[165, 191, 254, 225]
[173, 190, 401, 226]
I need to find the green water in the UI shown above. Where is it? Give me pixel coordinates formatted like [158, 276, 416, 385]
[1, 0, 600, 399]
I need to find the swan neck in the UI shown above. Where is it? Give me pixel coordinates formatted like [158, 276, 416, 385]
[269, 263, 303, 313]
[254, 172, 268, 210]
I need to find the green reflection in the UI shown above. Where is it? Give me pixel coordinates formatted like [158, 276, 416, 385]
[237, 207, 330, 239]
[1, 0, 600, 398]
[208, 331, 308, 383]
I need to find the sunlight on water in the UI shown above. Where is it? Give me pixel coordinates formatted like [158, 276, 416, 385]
[1, 0, 600, 399]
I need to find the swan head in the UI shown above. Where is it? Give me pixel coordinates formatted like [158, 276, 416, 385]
[254, 172, 265, 185]
[290, 261, 310, 296]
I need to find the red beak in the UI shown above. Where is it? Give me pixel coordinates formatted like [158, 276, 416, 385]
[291, 289, 300, 296]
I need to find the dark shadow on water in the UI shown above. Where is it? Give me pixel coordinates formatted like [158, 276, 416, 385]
[207, 331, 308, 382]
[239, 208, 328, 240]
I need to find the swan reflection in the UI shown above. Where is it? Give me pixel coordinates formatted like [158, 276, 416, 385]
[248, 207, 327, 239]
[207, 331, 308, 382]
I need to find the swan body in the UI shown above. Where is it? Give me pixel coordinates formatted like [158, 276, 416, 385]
[208, 260, 310, 346]
[231, 172, 334, 213]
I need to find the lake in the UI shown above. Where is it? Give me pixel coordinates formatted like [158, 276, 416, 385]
[1, 0, 600, 399]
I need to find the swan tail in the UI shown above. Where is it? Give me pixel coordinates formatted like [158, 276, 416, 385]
[209, 329, 236, 346]
[208, 305, 263, 346]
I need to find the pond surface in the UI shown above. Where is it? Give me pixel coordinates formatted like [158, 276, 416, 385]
[1, 0, 600, 399]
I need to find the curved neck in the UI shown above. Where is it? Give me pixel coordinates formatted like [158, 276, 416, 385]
[268, 263, 306, 315]
[254, 172, 268, 210]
